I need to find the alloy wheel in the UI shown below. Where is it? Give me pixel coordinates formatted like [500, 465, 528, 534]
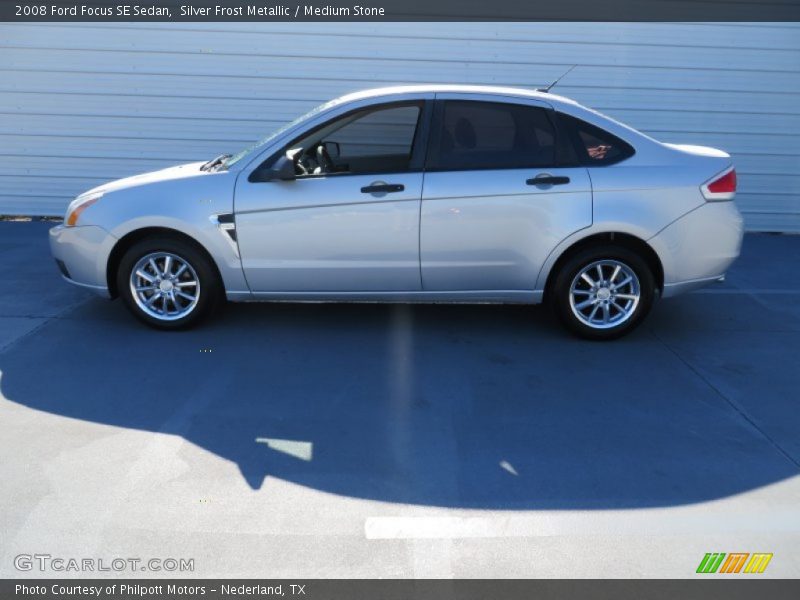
[568, 259, 641, 329]
[129, 252, 201, 321]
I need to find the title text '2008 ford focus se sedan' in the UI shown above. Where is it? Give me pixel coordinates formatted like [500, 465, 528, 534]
[50, 85, 743, 339]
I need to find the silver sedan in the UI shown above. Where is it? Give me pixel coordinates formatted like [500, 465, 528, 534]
[50, 85, 743, 339]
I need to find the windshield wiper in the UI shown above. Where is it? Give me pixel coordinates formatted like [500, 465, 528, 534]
[200, 153, 232, 171]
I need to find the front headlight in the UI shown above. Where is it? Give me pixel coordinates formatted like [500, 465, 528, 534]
[65, 192, 103, 226]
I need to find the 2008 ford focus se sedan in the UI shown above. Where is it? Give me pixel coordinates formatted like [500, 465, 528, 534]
[50, 85, 743, 339]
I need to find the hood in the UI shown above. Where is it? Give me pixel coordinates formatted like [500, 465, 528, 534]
[82, 161, 209, 196]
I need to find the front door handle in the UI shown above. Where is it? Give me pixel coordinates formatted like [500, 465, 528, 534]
[527, 175, 571, 186]
[361, 183, 404, 194]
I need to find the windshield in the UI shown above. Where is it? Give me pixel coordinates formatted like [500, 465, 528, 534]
[224, 99, 340, 168]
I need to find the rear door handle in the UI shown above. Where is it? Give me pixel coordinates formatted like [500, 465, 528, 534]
[527, 175, 570, 186]
[361, 183, 404, 194]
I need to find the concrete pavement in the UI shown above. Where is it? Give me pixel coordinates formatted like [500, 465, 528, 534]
[1, 222, 799, 577]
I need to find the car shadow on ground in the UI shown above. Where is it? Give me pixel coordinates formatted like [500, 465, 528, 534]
[2, 294, 797, 510]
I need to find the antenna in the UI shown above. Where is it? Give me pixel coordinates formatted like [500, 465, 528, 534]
[537, 65, 577, 93]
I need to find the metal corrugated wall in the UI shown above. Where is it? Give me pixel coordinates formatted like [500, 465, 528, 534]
[1, 22, 798, 231]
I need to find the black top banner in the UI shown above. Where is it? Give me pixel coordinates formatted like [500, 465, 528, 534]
[3, 0, 800, 21]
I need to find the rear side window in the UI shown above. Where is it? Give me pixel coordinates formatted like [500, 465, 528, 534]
[558, 113, 635, 166]
[429, 101, 558, 171]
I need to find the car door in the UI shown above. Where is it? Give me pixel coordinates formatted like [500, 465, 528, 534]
[235, 100, 431, 293]
[420, 96, 592, 292]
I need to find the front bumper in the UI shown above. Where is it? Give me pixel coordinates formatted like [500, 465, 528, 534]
[649, 201, 744, 299]
[49, 224, 116, 297]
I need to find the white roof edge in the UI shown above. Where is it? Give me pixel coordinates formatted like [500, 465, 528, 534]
[335, 85, 580, 107]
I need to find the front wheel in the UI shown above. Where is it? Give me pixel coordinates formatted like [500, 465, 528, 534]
[117, 237, 222, 330]
[551, 246, 655, 340]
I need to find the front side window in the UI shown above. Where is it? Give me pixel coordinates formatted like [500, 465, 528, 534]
[558, 113, 635, 166]
[428, 101, 558, 171]
[225, 98, 338, 168]
[286, 103, 422, 176]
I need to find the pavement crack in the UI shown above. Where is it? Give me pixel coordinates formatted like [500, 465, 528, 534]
[0, 298, 90, 355]
[651, 328, 800, 471]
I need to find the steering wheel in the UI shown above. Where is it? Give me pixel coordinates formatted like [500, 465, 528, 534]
[295, 156, 310, 176]
[316, 143, 335, 174]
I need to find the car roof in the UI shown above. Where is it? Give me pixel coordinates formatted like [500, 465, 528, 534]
[334, 85, 580, 108]
[324, 84, 662, 156]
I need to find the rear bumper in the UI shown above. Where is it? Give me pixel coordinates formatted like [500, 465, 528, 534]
[662, 274, 726, 298]
[49, 224, 115, 298]
[650, 201, 744, 299]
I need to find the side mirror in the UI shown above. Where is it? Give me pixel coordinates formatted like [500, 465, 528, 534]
[249, 155, 296, 182]
[322, 141, 341, 159]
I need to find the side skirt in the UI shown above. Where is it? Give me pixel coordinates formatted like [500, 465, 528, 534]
[226, 290, 543, 304]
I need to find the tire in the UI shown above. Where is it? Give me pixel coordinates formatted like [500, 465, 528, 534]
[117, 236, 222, 330]
[550, 245, 655, 340]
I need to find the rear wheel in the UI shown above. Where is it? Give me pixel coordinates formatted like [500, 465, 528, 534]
[551, 246, 655, 340]
[117, 237, 222, 330]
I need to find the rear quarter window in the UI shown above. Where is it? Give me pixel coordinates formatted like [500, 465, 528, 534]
[558, 113, 635, 166]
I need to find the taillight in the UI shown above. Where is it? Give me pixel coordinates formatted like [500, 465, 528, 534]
[701, 167, 736, 201]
